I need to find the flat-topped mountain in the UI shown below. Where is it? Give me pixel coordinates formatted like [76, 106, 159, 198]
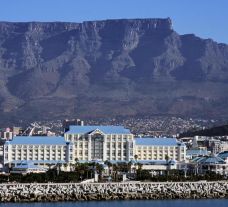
[0, 18, 228, 124]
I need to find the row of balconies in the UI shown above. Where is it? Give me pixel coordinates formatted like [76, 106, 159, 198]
[11, 145, 66, 149]
[11, 155, 65, 160]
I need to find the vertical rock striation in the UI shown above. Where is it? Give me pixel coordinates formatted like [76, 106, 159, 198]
[0, 18, 228, 123]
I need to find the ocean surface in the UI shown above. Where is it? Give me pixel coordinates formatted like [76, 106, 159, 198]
[0, 200, 227, 207]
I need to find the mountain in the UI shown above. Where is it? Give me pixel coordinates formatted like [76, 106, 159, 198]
[0, 18, 228, 124]
[180, 124, 228, 137]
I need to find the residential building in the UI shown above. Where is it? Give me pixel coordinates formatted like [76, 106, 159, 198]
[63, 119, 84, 132]
[1, 128, 13, 141]
[211, 141, 228, 154]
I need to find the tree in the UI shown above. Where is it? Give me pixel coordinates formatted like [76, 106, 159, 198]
[95, 163, 104, 181]
[134, 154, 138, 161]
[104, 160, 112, 176]
[165, 155, 171, 176]
[127, 161, 133, 174]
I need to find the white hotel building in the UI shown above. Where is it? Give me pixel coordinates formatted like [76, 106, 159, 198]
[3, 125, 186, 168]
[3, 136, 73, 167]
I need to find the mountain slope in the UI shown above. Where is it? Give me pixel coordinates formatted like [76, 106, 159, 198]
[180, 124, 228, 137]
[0, 18, 228, 123]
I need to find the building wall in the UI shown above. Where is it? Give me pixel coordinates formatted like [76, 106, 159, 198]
[135, 145, 186, 161]
[3, 143, 71, 165]
[3, 126, 187, 167]
[64, 131, 134, 162]
[213, 142, 228, 154]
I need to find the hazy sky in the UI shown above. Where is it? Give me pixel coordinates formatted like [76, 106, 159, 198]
[0, 0, 227, 43]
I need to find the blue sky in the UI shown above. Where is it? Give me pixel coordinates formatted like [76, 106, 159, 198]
[0, 0, 227, 43]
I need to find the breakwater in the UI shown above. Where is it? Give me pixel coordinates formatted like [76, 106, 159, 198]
[0, 181, 228, 202]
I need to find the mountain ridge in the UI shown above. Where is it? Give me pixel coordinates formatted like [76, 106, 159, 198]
[0, 18, 228, 124]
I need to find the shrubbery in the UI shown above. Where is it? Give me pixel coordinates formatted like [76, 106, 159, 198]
[136, 169, 225, 182]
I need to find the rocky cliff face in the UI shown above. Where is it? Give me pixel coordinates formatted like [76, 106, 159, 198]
[0, 18, 228, 123]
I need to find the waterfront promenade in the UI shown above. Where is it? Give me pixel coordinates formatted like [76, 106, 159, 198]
[0, 181, 228, 202]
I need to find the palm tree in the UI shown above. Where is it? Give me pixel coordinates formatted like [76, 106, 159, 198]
[134, 154, 138, 161]
[47, 163, 52, 170]
[136, 162, 143, 180]
[56, 163, 62, 175]
[75, 157, 79, 165]
[165, 155, 170, 176]
[133, 154, 139, 175]
[127, 161, 133, 174]
[112, 164, 118, 181]
[104, 160, 112, 176]
[63, 163, 68, 171]
[95, 163, 104, 182]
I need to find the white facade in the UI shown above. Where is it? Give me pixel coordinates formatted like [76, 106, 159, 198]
[64, 126, 135, 162]
[3, 136, 73, 167]
[2, 126, 187, 169]
[135, 138, 186, 162]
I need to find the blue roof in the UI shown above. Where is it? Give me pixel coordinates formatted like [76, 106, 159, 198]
[9, 136, 67, 145]
[65, 125, 131, 134]
[218, 151, 228, 160]
[135, 137, 185, 146]
[192, 156, 225, 164]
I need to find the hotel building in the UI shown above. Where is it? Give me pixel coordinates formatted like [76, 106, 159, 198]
[135, 138, 186, 161]
[3, 136, 73, 167]
[64, 125, 135, 162]
[3, 125, 186, 169]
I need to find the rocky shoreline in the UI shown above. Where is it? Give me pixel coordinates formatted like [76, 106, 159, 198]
[0, 181, 228, 202]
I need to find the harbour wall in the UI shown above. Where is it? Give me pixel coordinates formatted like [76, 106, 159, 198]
[0, 181, 228, 202]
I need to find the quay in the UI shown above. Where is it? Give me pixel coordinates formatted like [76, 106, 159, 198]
[0, 181, 228, 202]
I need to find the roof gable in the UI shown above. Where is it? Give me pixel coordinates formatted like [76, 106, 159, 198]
[89, 129, 105, 135]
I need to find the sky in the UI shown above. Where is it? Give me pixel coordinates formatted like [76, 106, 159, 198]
[0, 0, 227, 43]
